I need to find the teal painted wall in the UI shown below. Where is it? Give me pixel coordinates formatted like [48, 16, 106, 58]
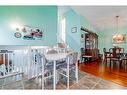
[64, 9, 81, 52]
[80, 15, 97, 32]
[98, 26, 127, 53]
[0, 6, 57, 46]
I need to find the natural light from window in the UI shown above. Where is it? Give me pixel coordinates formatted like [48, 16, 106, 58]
[60, 17, 66, 43]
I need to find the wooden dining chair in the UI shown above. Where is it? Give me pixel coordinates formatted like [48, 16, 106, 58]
[103, 48, 112, 64]
[110, 48, 124, 69]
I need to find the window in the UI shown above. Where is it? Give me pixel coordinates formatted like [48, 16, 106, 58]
[60, 17, 66, 43]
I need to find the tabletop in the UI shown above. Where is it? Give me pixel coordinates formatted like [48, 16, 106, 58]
[45, 53, 69, 61]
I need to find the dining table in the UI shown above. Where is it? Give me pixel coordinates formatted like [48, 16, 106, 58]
[45, 52, 71, 90]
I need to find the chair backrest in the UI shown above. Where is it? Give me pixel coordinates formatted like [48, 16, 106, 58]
[72, 52, 78, 64]
[66, 52, 78, 65]
[40, 54, 47, 66]
[109, 47, 124, 58]
[31, 49, 47, 66]
[66, 53, 73, 65]
[103, 48, 109, 57]
[46, 49, 58, 54]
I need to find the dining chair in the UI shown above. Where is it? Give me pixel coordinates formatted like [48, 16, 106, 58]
[119, 53, 127, 70]
[110, 48, 124, 69]
[56, 52, 78, 89]
[27, 49, 53, 89]
[39, 54, 54, 89]
[103, 48, 112, 65]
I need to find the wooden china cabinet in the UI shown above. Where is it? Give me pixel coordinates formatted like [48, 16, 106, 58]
[81, 27, 99, 61]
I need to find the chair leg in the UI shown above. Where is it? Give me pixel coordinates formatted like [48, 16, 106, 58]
[119, 61, 122, 69]
[67, 59, 69, 89]
[21, 73, 24, 89]
[119, 60, 123, 68]
[67, 76, 69, 89]
[110, 60, 113, 69]
[109, 59, 112, 67]
[42, 65, 44, 89]
[56, 71, 60, 84]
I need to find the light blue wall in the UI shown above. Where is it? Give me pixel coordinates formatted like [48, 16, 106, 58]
[80, 15, 97, 32]
[64, 9, 81, 52]
[98, 26, 127, 53]
[0, 6, 57, 46]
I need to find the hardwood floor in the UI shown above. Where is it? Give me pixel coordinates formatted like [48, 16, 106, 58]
[79, 60, 127, 87]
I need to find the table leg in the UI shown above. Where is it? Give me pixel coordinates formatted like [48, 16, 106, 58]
[53, 61, 56, 90]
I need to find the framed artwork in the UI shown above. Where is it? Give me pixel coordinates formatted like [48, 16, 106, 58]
[71, 27, 77, 33]
[112, 34, 126, 44]
[14, 25, 43, 40]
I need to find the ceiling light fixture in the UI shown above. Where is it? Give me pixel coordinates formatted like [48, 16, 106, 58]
[112, 16, 126, 44]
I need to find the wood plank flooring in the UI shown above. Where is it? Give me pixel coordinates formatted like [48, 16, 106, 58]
[79, 60, 127, 87]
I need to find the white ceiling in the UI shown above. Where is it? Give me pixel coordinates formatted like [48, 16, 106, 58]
[71, 6, 127, 31]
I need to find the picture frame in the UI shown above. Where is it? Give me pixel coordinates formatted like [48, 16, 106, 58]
[71, 27, 77, 33]
[112, 34, 126, 44]
[81, 33, 85, 42]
